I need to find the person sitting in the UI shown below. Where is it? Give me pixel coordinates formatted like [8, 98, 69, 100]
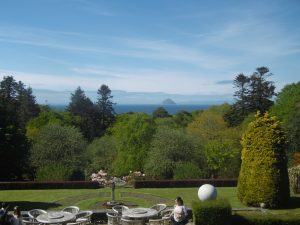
[0, 203, 11, 225]
[10, 206, 23, 225]
[171, 197, 188, 225]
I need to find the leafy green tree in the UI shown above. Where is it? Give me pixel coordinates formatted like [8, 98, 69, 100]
[30, 124, 87, 181]
[145, 127, 204, 179]
[85, 135, 117, 177]
[111, 113, 155, 176]
[187, 108, 241, 178]
[173, 110, 193, 128]
[35, 162, 71, 181]
[26, 110, 80, 140]
[152, 107, 170, 118]
[154, 117, 177, 129]
[16, 86, 40, 128]
[0, 76, 39, 181]
[67, 87, 99, 141]
[173, 162, 205, 180]
[270, 82, 300, 160]
[237, 112, 289, 208]
[225, 67, 276, 126]
[96, 84, 115, 134]
[203, 138, 240, 178]
[187, 110, 227, 143]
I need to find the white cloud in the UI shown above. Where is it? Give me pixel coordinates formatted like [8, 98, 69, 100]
[0, 67, 234, 95]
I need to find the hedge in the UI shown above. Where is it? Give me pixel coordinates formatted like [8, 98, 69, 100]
[134, 179, 237, 188]
[0, 181, 101, 190]
[192, 199, 232, 225]
[232, 212, 300, 225]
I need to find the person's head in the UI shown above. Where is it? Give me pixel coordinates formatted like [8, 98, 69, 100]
[175, 196, 184, 206]
[13, 206, 21, 217]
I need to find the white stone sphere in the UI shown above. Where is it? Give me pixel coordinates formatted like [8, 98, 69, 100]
[198, 184, 217, 201]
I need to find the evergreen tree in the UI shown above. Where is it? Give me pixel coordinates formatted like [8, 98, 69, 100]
[237, 112, 289, 208]
[270, 82, 300, 164]
[152, 106, 170, 118]
[96, 84, 115, 133]
[0, 76, 39, 180]
[225, 67, 276, 126]
[67, 87, 99, 141]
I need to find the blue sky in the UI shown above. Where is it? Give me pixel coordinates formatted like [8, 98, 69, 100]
[0, 0, 300, 98]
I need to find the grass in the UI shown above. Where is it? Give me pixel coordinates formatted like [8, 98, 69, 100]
[1, 187, 300, 215]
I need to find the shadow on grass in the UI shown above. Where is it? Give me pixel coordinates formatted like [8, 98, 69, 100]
[284, 196, 300, 209]
[4, 201, 61, 211]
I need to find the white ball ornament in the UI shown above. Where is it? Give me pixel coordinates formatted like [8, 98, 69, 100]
[198, 184, 217, 201]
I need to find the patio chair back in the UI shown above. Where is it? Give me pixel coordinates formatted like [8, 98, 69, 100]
[106, 212, 121, 225]
[28, 209, 47, 219]
[150, 204, 167, 217]
[76, 210, 93, 223]
[120, 218, 144, 225]
[161, 209, 173, 218]
[62, 206, 80, 215]
[22, 217, 42, 225]
[150, 218, 170, 225]
[112, 205, 129, 215]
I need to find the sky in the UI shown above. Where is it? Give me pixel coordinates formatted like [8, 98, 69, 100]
[0, 0, 300, 99]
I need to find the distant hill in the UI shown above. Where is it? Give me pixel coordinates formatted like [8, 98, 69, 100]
[162, 98, 176, 105]
[32, 89, 234, 105]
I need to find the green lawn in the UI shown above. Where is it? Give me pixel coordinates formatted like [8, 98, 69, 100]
[1, 187, 299, 215]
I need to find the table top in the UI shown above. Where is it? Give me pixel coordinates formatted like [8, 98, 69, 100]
[122, 208, 158, 219]
[36, 211, 75, 224]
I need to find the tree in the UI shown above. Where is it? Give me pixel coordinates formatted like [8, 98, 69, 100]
[173, 110, 193, 128]
[187, 106, 241, 178]
[187, 110, 227, 144]
[270, 82, 300, 162]
[96, 84, 116, 134]
[237, 112, 289, 208]
[111, 113, 155, 176]
[225, 67, 276, 126]
[30, 124, 87, 181]
[152, 107, 170, 118]
[144, 127, 204, 179]
[67, 87, 99, 141]
[0, 76, 39, 181]
[26, 110, 80, 140]
[249, 67, 275, 112]
[85, 135, 117, 176]
[16, 86, 40, 128]
[0, 76, 40, 128]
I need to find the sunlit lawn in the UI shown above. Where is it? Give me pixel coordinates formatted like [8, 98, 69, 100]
[1, 187, 299, 215]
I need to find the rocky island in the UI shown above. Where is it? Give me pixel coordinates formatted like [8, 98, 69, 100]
[162, 98, 176, 105]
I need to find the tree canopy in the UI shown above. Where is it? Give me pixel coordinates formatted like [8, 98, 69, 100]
[30, 123, 87, 181]
[111, 113, 155, 176]
[237, 112, 289, 208]
[0, 76, 40, 181]
[225, 67, 276, 126]
[67, 87, 99, 141]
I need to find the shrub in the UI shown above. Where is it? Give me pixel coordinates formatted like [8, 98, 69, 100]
[35, 163, 71, 181]
[134, 179, 237, 188]
[237, 112, 290, 208]
[173, 162, 205, 180]
[192, 199, 231, 225]
[232, 212, 300, 225]
[288, 165, 300, 194]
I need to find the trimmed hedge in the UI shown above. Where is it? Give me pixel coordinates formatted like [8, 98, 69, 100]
[0, 181, 101, 190]
[232, 212, 300, 225]
[237, 112, 290, 208]
[134, 179, 237, 188]
[192, 199, 231, 225]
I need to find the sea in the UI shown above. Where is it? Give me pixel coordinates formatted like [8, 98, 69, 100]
[50, 104, 211, 115]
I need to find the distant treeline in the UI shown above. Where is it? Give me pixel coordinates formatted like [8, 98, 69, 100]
[1, 67, 299, 182]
